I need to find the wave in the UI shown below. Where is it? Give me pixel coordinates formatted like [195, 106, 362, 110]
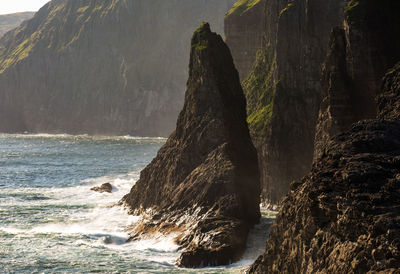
[0, 132, 167, 140]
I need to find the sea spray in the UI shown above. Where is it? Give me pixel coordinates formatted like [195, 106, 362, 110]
[0, 134, 272, 273]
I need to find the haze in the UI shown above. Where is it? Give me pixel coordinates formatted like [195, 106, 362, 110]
[0, 0, 50, 15]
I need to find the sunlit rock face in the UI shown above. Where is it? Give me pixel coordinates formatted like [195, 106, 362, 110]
[121, 23, 260, 268]
[249, 119, 400, 273]
[0, 0, 235, 136]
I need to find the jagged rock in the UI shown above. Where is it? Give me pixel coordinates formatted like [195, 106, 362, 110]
[378, 63, 400, 121]
[121, 23, 260, 267]
[250, 119, 400, 273]
[0, 12, 34, 37]
[314, 0, 400, 160]
[313, 27, 355, 161]
[238, 0, 346, 205]
[91, 183, 113, 193]
[224, 0, 266, 81]
[0, 0, 235, 136]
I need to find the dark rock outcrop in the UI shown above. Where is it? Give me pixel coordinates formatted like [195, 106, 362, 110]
[378, 63, 400, 121]
[237, 0, 346, 205]
[121, 23, 260, 267]
[314, 0, 400, 160]
[0, 12, 35, 37]
[250, 119, 400, 273]
[0, 0, 234, 136]
[224, 0, 266, 81]
[91, 183, 113, 193]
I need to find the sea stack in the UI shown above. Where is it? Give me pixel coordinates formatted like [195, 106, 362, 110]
[121, 23, 260, 267]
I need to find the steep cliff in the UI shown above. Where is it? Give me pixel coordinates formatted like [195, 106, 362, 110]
[236, 0, 346, 205]
[0, 0, 235, 136]
[0, 12, 35, 37]
[121, 23, 260, 267]
[314, 0, 400, 160]
[224, 0, 266, 81]
[249, 120, 400, 273]
[378, 63, 400, 121]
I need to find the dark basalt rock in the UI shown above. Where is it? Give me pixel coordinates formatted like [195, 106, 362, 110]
[91, 183, 113, 193]
[121, 23, 260, 267]
[314, 0, 400, 160]
[224, 0, 266, 81]
[236, 0, 347, 206]
[378, 63, 400, 121]
[249, 120, 400, 273]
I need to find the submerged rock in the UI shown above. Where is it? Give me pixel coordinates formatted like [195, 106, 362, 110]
[121, 22, 260, 267]
[91, 183, 113, 193]
[249, 120, 400, 273]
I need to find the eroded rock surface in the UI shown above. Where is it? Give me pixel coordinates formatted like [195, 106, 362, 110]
[314, 0, 400, 160]
[378, 63, 400, 121]
[250, 120, 400, 273]
[239, 0, 346, 205]
[224, 0, 266, 81]
[121, 23, 260, 267]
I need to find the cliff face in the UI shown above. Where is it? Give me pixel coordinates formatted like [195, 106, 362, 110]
[0, 12, 35, 37]
[0, 0, 235, 136]
[314, 0, 400, 160]
[235, 0, 346, 205]
[224, 0, 266, 81]
[121, 23, 260, 267]
[250, 120, 400, 273]
[378, 63, 400, 121]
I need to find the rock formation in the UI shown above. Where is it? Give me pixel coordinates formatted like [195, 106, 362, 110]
[226, 0, 346, 205]
[0, 12, 35, 37]
[249, 120, 400, 273]
[314, 0, 400, 160]
[91, 182, 113, 193]
[0, 0, 235, 136]
[121, 23, 260, 267]
[224, 0, 266, 81]
[378, 63, 400, 121]
[224, 0, 400, 206]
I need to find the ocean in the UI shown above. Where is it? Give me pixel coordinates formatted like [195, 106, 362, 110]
[0, 134, 273, 273]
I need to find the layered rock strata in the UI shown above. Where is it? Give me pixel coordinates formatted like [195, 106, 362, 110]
[0, 0, 235, 136]
[121, 23, 260, 267]
[378, 63, 400, 121]
[314, 0, 400, 160]
[235, 0, 346, 205]
[224, 0, 266, 81]
[249, 119, 400, 273]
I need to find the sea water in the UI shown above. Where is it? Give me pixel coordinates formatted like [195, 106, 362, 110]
[0, 134, 273, 273]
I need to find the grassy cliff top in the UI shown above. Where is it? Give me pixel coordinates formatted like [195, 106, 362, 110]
[226, 0, 261, 17]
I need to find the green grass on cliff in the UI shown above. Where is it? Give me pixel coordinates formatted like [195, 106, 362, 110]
[191, 23, 210, 51]
[0, 1, 120, 73]
[280, 2, 294, 17]
[226, 0, 261, 17]
[243, 47, 276, 137]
